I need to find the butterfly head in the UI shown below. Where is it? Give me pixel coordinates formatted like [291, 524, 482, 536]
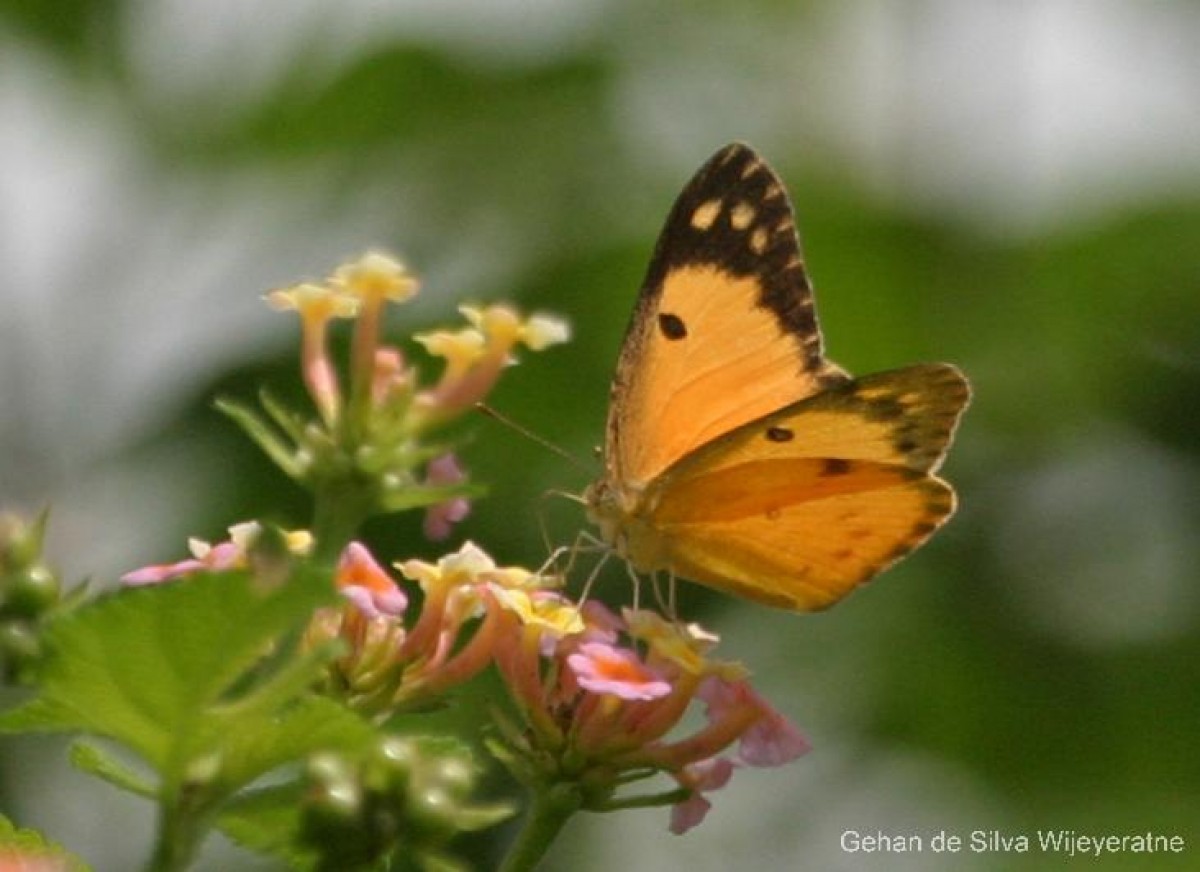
[583, 476, 670, 572]
[581, 477, 624, 546]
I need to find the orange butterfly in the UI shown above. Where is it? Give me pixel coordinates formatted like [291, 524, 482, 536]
[584, 143, 970, 611]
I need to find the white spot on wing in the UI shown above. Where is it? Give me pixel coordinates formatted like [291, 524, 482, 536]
[691, 199, 721, 230]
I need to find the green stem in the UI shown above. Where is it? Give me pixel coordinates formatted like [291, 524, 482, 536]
[146, 792, 208, 872]
[311, 478, 374, 564]
[499, 782, 582, 872]
[593, 786, 690, 812]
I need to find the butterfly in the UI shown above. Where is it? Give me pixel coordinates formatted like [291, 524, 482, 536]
[584, 143, 970, 611]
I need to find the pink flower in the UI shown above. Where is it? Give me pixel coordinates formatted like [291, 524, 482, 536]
[740, 706, 811, 766]
[567, 642, 672, 701]
[487, 596, 810, 836]
[370, 346, 414, 407]
[120, 558, 206, 586]
[699, 676, 811, 766]
[120, 522, 313, 586]
[421, 453, 471, 541]
[577, 600, 622, 644]
[336, 541, 408, 617]
[120, 541, 240, 585]
[308, 541, 553, 717]
[265, 281, 358, 425]
[670, 757, 735, 835]
[669, 792, 712, 835]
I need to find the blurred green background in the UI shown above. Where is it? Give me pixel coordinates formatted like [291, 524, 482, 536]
[1, 1, 1198, 870]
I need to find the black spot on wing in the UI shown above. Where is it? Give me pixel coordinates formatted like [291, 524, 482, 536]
[657, 312, 688, 340]
[765, 426, 794, 443]
[637, 143, 839, 376]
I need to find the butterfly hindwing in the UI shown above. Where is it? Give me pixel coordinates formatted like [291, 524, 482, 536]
[652, 465, 955, 610]
[658, 363, 970, 487]
[605, 143, 850, 488]
[641, 364, 969, 610]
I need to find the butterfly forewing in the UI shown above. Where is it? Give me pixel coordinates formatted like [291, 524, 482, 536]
[605, 143, 849, 488]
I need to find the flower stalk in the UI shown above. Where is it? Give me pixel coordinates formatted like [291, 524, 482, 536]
[498, 781, 583, 872]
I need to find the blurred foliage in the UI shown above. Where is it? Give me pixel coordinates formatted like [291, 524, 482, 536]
[2, 0, 1198, 870]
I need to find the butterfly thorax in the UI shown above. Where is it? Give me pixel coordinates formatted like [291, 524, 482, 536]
[583, 476, 670, 572]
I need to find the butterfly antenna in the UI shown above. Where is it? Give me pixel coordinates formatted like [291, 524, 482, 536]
[475, 402, 593, 473]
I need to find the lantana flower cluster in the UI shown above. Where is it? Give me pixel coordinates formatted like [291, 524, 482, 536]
[488, 587, 810, 833]
[123, 529, 809, 834]
[222, 251, 570, 552]
[100, 251, 811, 868]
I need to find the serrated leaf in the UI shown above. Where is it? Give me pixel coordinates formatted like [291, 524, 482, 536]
[214, 696, 375, 791]
[0, 566, 339, 797]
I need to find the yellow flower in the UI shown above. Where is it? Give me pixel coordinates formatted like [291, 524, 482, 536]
[265, 282, 359, 321]
[330, 251, 419, 305]
[413, 327, 486, 380]
[520, 313, 572, 350]
[490, 587, 584, 638]
[624, 610, 746, 679]
[459, 305, 571, 353]
[397, 540, 495, 588]
[413, 305, 570, 421]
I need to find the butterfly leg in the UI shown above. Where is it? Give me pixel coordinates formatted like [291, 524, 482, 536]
[646, 570, 682, 620]
[574, 546, 613, 608]
[621, 560, 646, 613]
[537, 527, 601, 584]
[533, 543, 572, 584]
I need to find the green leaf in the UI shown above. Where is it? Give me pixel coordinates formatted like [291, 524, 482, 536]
[0, 566, 346, 800]
[378, 482, 488, 514]
[218, 781, 314, 869]
[214, 696, 375, 792]
[0, 813, 91, 871]
[215, 396, 305, 480]
[258, 388, 312, 445]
